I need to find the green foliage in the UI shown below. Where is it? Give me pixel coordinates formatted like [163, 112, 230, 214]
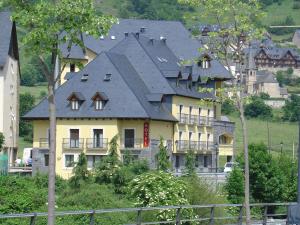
[221, 99, 236, 115]
[225, 143, 285, 204]
[0, 133, 4, 150]
[259, 92, 270, 100]
[69, 153, 90, 189]
[119, 0, 194, 21]
[184, 150, 196, 175]
[244, 97, 273, 119]
[128, 171, 194, 221]
[155, 137, 170, 172]
[224, 168, 245, 204]
[282, 94, 300, 121]
[109, 134, 119, 161]
[20, 56, 47, 86]
[269, 16, 295, 35]
[0, 176, 48, 214]
[94, 155, 121, 184]
[19, 93, 35, 138]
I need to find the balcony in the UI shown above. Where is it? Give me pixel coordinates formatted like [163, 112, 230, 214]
[177, 113, 189, 124]
[120, 138, 145, 150]
[197, 116, 214, 127]
[86, 138, 108, 150]
[62, 138, 84, 149]
[176, 140, 216, 152]
[39, 138, 49, 148]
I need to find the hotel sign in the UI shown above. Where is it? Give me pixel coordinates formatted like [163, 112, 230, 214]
[144, 122, 149, 147]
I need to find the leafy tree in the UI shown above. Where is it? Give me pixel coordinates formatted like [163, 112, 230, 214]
[128, 171, 193, 221]
[184, 150, 196, 175]
[282, 94, 300, 121]
[10, 1, 115, 223]
[69, 153, 90, 189]
[155, 137, 170, 172]
[0, 132, 4, 150]
[244, 97, 273, 119]
[178, 0, 265, 223]
[108, 134, 119, 163]
[259, 92, 270, 100]
[221, 99, 236, 115]
[225, 143, 284, 204]
[19, 93, 35, 138]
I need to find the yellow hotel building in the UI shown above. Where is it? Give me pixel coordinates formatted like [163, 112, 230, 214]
[24, 19, 235, 178]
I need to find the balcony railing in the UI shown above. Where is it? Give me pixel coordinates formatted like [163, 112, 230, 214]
[39, 138, 49, 148]
[177, 113, 188, 124]
[177, 114, 215, 126]
[62, 138, 84, 149]
[120, 138, 145, 149]
[86, 138, 108, 150]
[176, 140, 216, 152]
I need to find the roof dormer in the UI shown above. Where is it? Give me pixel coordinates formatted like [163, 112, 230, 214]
[91, 92, 108, 110]
[67, 92, 85, 111]
[198, 54, 211, 69]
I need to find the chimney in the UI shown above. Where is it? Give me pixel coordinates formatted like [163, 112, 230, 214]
[135, 32, 140, 39]
[124, 32, 129, 37]
[140, 27, 146, 33]
[149, 38, 154, 45]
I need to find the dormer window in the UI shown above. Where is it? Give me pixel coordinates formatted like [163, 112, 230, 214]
[198, 55, 211, 69]
[67, 92, 85, 111]
[70, 63, 75, 72]
[92, 92, 108, 111]
[71, 100, 79, 110]
[95, 100, 104, 110]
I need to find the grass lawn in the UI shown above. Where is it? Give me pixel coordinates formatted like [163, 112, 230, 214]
[287, 85, 300, 94]
[20, 85, 47, 102]
[229, 115, 298, 156]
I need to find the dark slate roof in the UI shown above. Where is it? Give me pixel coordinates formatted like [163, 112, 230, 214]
[256, 70, 277, 84]
[61, 19, 201, 61]
[24, 52, 176, 121]
[0, 11, 12, 67]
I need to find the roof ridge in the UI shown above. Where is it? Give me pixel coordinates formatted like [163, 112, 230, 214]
[105, 52, 151, 118]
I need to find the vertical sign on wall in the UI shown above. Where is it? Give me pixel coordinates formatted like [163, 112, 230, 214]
[144, 122, 149, 147]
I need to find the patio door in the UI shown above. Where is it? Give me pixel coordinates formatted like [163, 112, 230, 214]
[93, 129, 103, 148]
[124, 129, 135, 148]
[70, 129, 79, 148]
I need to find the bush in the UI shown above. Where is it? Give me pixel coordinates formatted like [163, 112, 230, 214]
[244, 97, 273, 119]
[293, 2, 300, 9]
[19, 93, 35, 137]
[282, 94, 300, 121]
[259, 92, 270, 100]
[221, 99, 236, 115]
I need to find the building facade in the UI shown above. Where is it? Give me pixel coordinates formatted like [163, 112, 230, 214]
[0, 11, 20, 164]
[25, 20, 235, 178]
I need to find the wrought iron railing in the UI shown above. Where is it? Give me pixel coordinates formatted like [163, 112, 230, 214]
[120, 138, 145, 149]
[0, 203, 295, 225]
[86, 138, 108, 150]
[62, 138, 84, 149]
[176, 140, 215, 152]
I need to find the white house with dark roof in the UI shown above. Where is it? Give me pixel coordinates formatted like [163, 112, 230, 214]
[0, 11, 20, 164]
[25, 20, 235, 178]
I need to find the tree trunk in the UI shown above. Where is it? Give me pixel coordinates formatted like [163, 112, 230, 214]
[239, 101, 251, 225]
[47, 79, 56, 225]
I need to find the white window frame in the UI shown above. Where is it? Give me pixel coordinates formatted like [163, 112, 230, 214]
[71, 100, 79, 110]
[95, 100, 104, 110]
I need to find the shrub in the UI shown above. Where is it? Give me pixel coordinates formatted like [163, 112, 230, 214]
[244, 97, 273, 119]
[293, 2, 300, 9]
[282, 94, 300, 121]
[221, 99, 236, 115]
[69, 153, 91, 189]
[155, 137, 170, 172]
[259, 92, 270, 100]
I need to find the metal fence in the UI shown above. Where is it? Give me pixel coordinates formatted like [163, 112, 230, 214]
[0, 202, 296, 225]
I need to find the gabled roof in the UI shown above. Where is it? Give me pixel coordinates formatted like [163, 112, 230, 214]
[24, 52, 176, 121]
[0, 11, 18, 68]
[256, 70, 277, 84]
[60, 19, 201, 61]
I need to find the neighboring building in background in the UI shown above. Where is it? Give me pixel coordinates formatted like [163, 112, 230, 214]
[25, 20, 235, 178]
[293, 30, 300, 49]
[245, 46, 288, 99]
[0, 11, 20, 164]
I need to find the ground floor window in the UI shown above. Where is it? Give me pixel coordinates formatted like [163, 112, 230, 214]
[65, 155, 75, 168]
[87, 155, 102, 168]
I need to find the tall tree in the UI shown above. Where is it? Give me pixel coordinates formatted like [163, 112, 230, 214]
[156, 137, 170, 172]
[178, 0, 265, 223]
[10, 1, 115, 224]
